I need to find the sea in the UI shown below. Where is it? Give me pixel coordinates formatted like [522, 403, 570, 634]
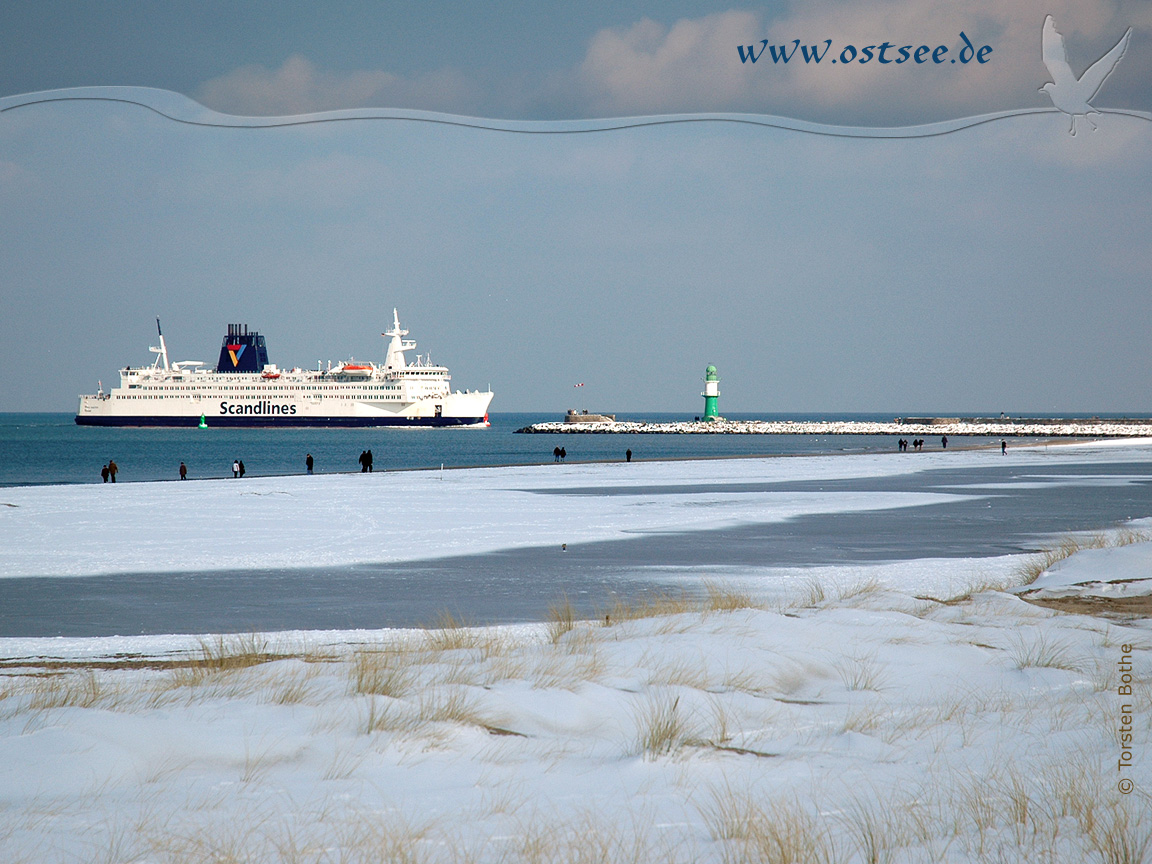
[3, 411, 1151, 636]
[0, 411, 1009, 488]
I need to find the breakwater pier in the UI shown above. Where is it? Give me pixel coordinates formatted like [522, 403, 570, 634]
[516, 417, 1152, 437]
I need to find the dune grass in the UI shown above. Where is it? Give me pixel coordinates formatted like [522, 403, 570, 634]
[1007, 633, 1084, 672]
[634, 692, 689, 759]
[196, 633, 282, 672]
[1017, 528, 1152, 586]
[350, 648, 418, 699]
[25, 670, 113, 711]
[1090, 801, 1152, 864]
[800, 577, 826, 607]
[31, 771, 1146, 864]
[603, 591, 699, 624]
[3, 578, 1149, 863]
[703, 581, 758, 612]
[832, 653, 886, 692]
[546, 597, 577, 643]
[426, 611, 490, 652]
[701, 787, 836, 864]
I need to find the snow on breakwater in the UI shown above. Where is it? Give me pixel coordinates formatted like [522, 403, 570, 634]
[517, 419, 1152, 436]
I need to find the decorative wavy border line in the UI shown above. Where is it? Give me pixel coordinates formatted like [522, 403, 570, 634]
[1, 86, 1150, 138]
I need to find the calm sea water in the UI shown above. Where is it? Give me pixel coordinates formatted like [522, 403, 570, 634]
[0, 412, 1006, 487]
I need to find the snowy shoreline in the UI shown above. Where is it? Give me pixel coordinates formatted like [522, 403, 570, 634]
[4, 439, 1149, 582]
[2, 441, 1151, 861]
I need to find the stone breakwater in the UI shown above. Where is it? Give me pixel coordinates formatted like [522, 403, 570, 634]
[516, 420, 1152, 436]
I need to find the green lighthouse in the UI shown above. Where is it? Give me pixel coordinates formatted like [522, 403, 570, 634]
[702, 365, 721, 421]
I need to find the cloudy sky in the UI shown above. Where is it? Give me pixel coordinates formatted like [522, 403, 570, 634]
[3, 0, 1150, 123]
[1, 1, 1150, 413]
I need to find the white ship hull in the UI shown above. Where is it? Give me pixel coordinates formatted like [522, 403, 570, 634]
[75, 312, 494, 428]
[77, 389, 493, 427]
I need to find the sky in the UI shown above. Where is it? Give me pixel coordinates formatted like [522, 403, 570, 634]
[1, 0, 1151, 124]
[1, 1, 1151, 414]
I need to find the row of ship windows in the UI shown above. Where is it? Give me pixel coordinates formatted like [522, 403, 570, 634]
[127, 385, 411, 391]
[115, 395, 409, 400]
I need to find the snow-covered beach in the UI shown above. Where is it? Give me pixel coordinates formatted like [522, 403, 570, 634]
[1, 441, 1150, 862]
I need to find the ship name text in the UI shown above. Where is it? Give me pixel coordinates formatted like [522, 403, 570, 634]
[219, 401, 298, 416]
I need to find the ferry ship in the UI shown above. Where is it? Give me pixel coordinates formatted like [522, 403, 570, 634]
[75, 311, 493, 427]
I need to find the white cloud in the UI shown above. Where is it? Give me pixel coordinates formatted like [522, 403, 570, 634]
[191, 2, 1149, 124]
[566, 0, 1149, 123]
[574, 12, 760, 115]
[195, 55, 481, 116]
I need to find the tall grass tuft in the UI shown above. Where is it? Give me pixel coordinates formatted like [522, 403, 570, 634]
[1042, 755, 1102, 833]
[1008, 633, 1083, 672]
[836, 577, 883, 602]
[515, 811, 656, 864]
[547, 597, 577, 643]
[704, 581, 758, 613]
[1091, 800, 1152, 864]
[27, 671, 110, 711]
[840, 796, 894, 864]
[197, 633, 279, 672]
[415, 687, 493, 728]
[833, 653, 886, 692]
[1017, 529, 1152, 585]
[350, 649, 416, 698]
[801, 577, 826, 607]
[634, 693, 687, 759]
[360, 696, 402, 735]
[701, 786, 836, 864]
[329, 812, 437, 864]
[423, 611, 509, 656]
[425, 610, 473, 652]
[603, 591, 697, 624]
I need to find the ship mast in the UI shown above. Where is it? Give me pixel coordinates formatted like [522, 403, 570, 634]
[149, 317, 170, 371]
[382, 308, 416, 372]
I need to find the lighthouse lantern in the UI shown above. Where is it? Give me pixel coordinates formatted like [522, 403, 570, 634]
[702, 365, 721, 421]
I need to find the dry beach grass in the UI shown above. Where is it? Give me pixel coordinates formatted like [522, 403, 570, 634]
[1015, 529, 1152, 618]
[1, 539, 1151, 863]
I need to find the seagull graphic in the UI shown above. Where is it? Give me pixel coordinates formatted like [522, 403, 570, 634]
[1040, 15, 1132, 135]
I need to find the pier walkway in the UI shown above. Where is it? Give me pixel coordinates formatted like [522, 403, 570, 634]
[517, 419, 1152, 436]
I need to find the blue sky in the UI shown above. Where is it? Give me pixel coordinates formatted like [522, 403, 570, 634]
[1, 2, 1150, 413]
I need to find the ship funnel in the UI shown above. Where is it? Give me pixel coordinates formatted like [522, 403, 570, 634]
[216, 324, 270, 373]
